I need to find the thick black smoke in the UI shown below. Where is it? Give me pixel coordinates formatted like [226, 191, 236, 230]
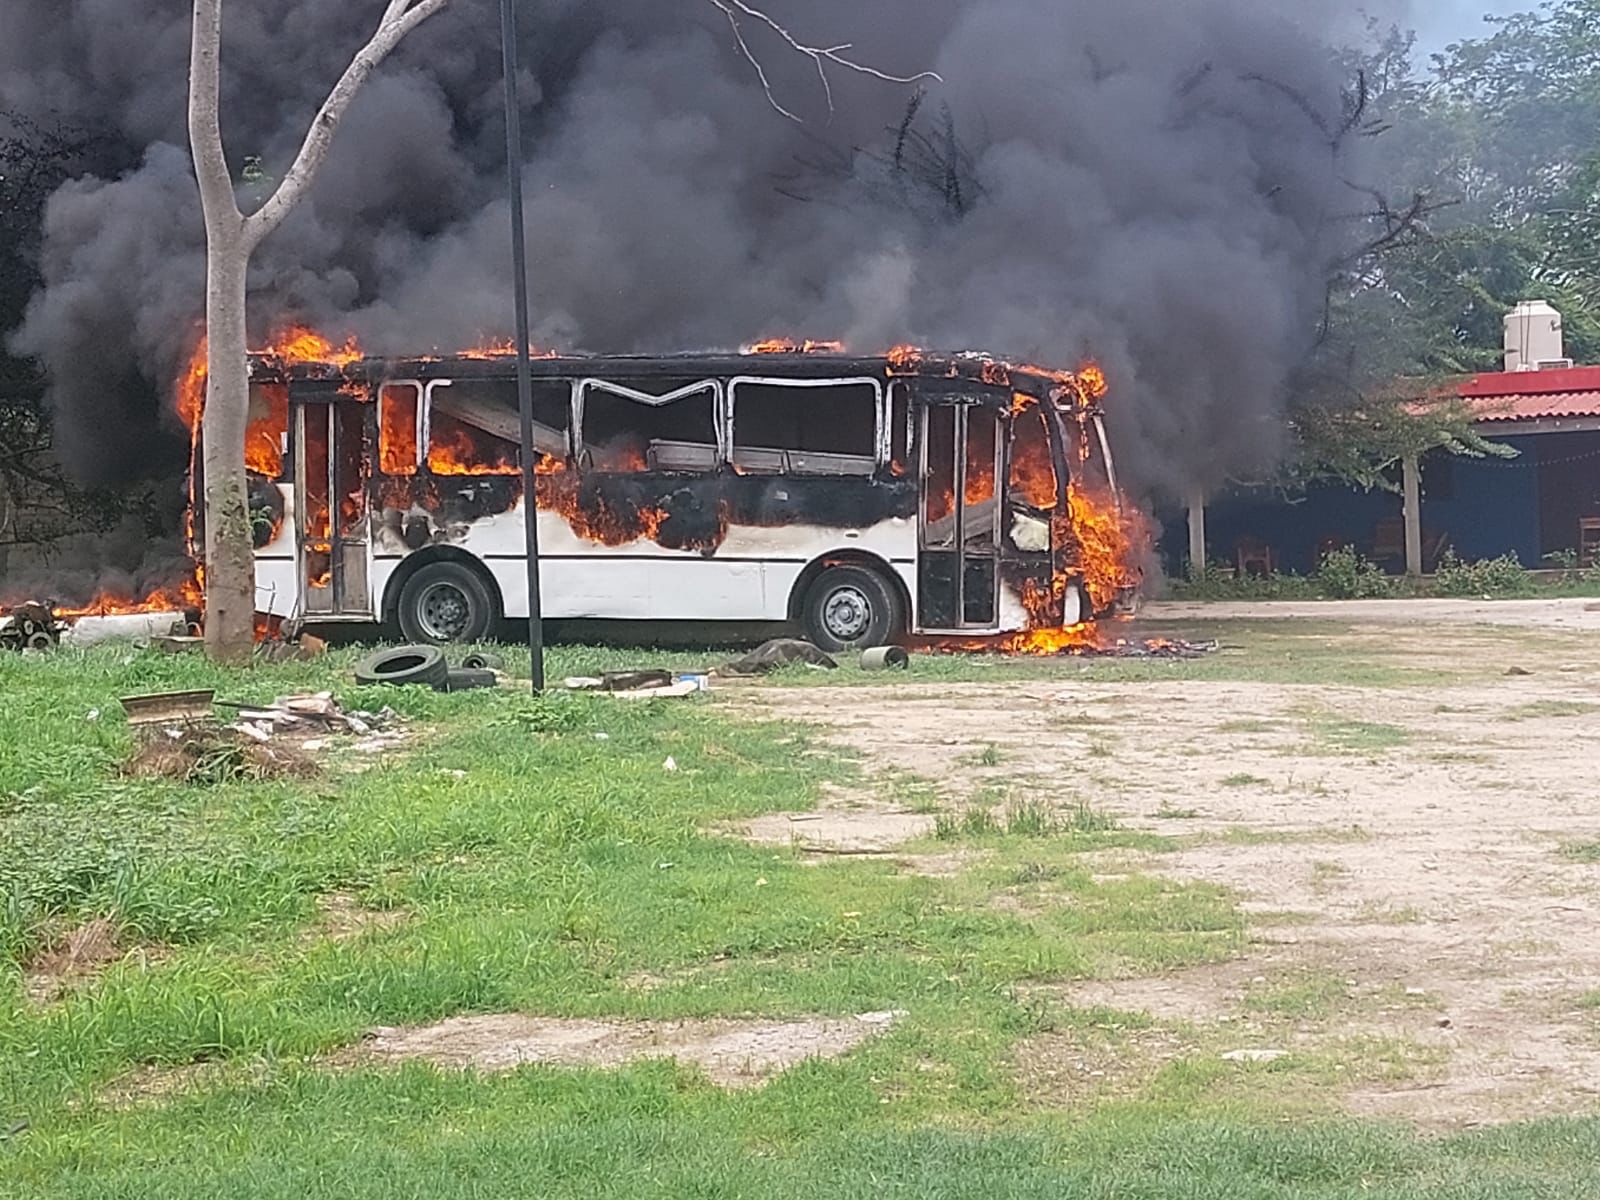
[4, 0, 1378, 502]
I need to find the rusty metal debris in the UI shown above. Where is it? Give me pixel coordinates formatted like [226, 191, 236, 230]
[119, 690, 218, 727]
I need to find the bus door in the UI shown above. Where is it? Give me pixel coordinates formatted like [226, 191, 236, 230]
[294, 394, 372, 618]
[918, 398, 1001, 631]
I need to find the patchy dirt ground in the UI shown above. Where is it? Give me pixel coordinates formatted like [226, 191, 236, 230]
[745, 608, 1600, 1128]
[332, 1010, 904, 1088]
[1145, 595, 1600, 631]
[23, 918, 126, 1005]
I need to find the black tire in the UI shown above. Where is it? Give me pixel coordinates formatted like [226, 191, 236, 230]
[355, 646, 449, 689]
[396, 560, 499, 645]
[461, 651, 506, 672]
[443, 667, 498, 693]
[800, 564, 904, 654]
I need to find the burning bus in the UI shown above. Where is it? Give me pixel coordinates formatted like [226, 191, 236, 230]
[241, 344, 1139, 650]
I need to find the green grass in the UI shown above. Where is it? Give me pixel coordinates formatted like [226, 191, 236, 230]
[1221, 773, 1269, 788]
[1216, 825, 1371, 848]
[5, 641, 1600, 1197]
[1300, 716, 1412, 756]
[1242, 971, 1352, 1020]
[1509, 700, 1600, 720]
[1558, 841, 1600, 865]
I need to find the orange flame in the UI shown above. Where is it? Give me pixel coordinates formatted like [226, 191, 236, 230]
[744, 338, 845, 355]
[427, 414, 520, 476]
[458, 338, 560, 360]
[263, 327, 361, 367]
[53, 578, 204, 622]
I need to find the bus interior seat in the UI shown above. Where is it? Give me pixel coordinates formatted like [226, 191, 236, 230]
[730, 446, 876, 477]
[647, 440, 878, 477]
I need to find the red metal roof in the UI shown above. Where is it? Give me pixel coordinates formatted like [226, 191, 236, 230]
[1457, 365, 1600, 423]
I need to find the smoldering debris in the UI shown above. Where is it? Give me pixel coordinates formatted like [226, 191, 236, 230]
[6, 0, 1383, 510]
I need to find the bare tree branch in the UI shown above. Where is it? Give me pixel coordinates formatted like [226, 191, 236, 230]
[703, 0, 940, 122]
[244, 0, 451, 246]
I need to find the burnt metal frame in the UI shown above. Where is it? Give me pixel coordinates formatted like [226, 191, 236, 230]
[916, 394, 1005, 633]
[292, 399, 370, 618]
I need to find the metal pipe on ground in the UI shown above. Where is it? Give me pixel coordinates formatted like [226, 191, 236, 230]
[860, 646, 910, 671]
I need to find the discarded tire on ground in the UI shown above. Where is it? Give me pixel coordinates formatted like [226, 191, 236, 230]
[461, 651, 506, 672]
[860, 645, 910, 671]
[355, 646, 449, 689]
[443, 667, 498, 693]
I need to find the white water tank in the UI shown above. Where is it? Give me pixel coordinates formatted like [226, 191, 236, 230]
[1503, 300, 1566, 371]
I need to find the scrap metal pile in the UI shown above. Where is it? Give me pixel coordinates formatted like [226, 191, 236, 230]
[1, 600, 196, 653]
[0, 602, 59, 652]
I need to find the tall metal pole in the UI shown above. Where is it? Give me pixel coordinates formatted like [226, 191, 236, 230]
[500, 0, 545, 692]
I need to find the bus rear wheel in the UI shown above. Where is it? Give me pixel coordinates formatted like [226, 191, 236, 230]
[396, 560, 498, 645]
[801, 565, 903, 653]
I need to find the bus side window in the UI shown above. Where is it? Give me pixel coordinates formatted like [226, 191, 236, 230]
[729, 379, 879, 476]
[246, 383, 290, 481]
[889, 381, 912, 476]
[1008, 407, 1058, 511]
[580, 379, 720, 473]
[379, 383, 420, 475]
[425, 379, 568, 476]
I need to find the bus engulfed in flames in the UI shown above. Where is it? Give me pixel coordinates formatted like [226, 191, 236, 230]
[15, 330, 1156, 654]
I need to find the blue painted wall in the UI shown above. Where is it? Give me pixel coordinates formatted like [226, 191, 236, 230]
[1421, 435, 1540, 564]
[1157, 434, 1545, 575]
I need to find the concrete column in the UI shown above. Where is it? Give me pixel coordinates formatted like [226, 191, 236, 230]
[1402, 454, 1423, 578]
[1187, 491, 1207, 578]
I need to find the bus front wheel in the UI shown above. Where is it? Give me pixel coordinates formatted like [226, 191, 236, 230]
[396, 560, 498, 645]
[801, 565, 903, 653]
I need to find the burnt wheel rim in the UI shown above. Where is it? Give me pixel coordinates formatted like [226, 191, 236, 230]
[822, 585, 873, 643]
[416, 581, 473, 642]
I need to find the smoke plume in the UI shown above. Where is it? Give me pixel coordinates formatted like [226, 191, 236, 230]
[3, 0, 1377, 502]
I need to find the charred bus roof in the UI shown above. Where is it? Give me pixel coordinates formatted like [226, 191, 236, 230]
[248, 349, 1105, 409]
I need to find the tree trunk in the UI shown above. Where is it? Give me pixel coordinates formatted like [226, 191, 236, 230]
[200, 239, 256, 662]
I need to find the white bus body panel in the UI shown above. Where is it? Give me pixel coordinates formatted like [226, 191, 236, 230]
[401, 501, 919, 623]
[254, 485, 299, 618]
[254, 488, 1047, 634]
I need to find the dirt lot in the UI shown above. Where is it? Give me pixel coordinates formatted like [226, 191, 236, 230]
[747, 603, 1600, 1127]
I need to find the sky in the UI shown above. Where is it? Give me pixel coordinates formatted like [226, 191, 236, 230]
[1407, 0, 1539, 51]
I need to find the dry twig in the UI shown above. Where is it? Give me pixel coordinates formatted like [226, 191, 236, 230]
[703, 0, 940, 121]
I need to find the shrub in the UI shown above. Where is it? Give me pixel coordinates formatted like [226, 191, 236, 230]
[1315, 546, 1395, 599]
[1434, 550, 1532, 597]
[1167, 565, 1320, 602]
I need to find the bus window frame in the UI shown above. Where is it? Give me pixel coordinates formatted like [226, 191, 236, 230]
[726, 376, 887, 472]
[378, 379, 425, 474]
[575, 377, 726, 465]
